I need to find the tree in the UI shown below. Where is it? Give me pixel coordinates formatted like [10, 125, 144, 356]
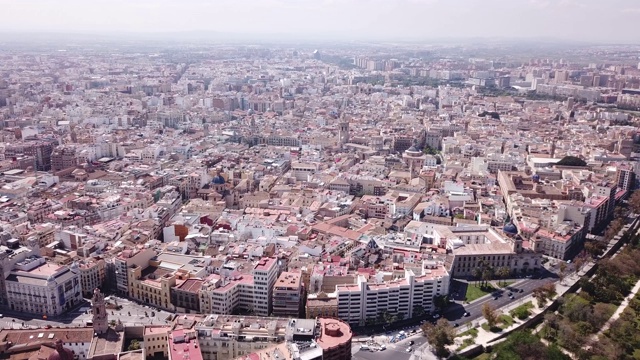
[482, 303, 499, 329]
[573, 252, 588, 272]
[128, 339, 141, 351]
[434, 295, 449, 310]
[413, 304, 425, 317]
[472, 267, 482, 287]
[422, 319, 455, 358]
[558, 262, 567, 285]
[629, 190, 640, 214]
[497, 267, 511, 285]
[395, 312, 406, 322]
[533, 284, 555, 308]
[481, 267, 494, 288]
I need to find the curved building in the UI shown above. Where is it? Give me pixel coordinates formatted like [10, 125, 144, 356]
[316, 317, 352, 360]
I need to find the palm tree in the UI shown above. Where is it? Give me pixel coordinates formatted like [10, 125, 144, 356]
[498, 267, 511, 286]
[481, 268, 493, 288]
[472, 267, 482, 287]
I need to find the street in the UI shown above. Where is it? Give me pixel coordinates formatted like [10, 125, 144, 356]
[444, 274, 557, 328]
[353, 331, 430, 360]
[352, 272, 558, 360]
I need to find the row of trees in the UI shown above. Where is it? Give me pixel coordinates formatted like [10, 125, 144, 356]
[539, 218, 640, 357]
[471, 262, 512, 287]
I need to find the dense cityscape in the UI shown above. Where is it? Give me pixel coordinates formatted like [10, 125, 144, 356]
[1, 4, 640, 360]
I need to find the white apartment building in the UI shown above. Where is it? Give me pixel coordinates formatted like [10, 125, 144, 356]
[335, 262, 450, 326]
[253, 257, 279, 316]
[199, 274, 255, 315]
[199, 257, 279, 317]
[290, 162, 318, 182]
[5, 256, 82, 317]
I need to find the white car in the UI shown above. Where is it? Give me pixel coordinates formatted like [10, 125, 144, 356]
[406, 347, 413, 352]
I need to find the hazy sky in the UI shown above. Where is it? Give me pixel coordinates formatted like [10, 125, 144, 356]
[1, 0, 639, 43]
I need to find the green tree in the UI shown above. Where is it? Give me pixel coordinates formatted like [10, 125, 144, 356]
[421, 319, 455, 358]
[497, 267, 511, 285]
[128, 339, 141, 351]
[472, 267, 482, 287]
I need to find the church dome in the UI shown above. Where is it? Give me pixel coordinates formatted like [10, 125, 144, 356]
[503, 223, 518, 234]
[212, 175, 225, 185]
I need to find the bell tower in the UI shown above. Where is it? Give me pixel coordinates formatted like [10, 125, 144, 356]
[338, 116, 349, 145]
[92, 288, 109, 334]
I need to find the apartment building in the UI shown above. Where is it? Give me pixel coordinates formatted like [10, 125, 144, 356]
[252, 257, 279, 316]
[78, 257, 106, 297]
[306, 292, 338, 319]
[272, 272, 303, 318]
[194, 315, 352, 360]
[144, 326, 171, 359]
[335, 262, 450, 327]
[195, 315, 290, 360]
[5, 256, 82, 316]
[127, 252, 212, 311]
[171, 278, 203, 313]
[113, 247, 156, 296]
[199, 274, 255, 315]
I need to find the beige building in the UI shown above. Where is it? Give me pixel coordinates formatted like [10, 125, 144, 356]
[144, 326, 171, 358]
[306, 292, 338, 319]
[128, 264, 178, 311]
[272, 272, 303, 318]
[78, 257, 106, 297]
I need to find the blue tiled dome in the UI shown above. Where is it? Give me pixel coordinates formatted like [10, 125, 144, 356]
[503, 223, 518, 234]
[212, 175, 225, 185]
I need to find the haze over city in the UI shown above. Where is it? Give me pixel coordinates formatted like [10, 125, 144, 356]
[2, 1, 640, 360]
[1, 0, 640, 43]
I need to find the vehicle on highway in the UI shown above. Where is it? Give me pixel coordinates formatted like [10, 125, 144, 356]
[453, 323, 459, 327]
[406, 347, 413, 352]
[433, 314, 440, 319]
[379, 345, 386, 351]
[408, 341, 414, 346]
[464, 312, 470, 317]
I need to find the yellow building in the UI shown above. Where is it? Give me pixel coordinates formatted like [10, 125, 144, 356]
[144, 326, 170, 358]
[128, 264, 177, 311]
[78, 257, 106, 297]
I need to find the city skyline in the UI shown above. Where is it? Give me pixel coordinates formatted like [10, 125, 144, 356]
[1, 0, 640, 44]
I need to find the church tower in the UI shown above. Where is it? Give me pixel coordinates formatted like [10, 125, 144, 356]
[338, 117, 349, 145]
[92, 288, 109, 334]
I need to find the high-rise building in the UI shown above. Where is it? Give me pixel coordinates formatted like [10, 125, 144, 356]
[616, 165, 636, 192]
[252, 257, 279, 316]
[272, 272, 304, 317]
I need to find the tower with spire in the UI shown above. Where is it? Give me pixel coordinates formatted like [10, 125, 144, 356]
[91, 288, 109, 334]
